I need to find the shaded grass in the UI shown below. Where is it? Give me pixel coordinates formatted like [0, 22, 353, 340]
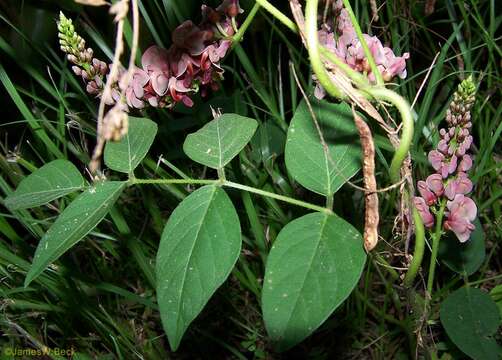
[0, 0, 500, 358]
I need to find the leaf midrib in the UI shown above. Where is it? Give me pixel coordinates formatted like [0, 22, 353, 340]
[174, 186, 217, 341]
[282, 214, 329, 334]
[26, 182, 124, 284]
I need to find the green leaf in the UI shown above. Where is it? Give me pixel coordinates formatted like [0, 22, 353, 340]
[156, 185, 241, 351]
[285, 99, 361, 196]
[439, 218, 485, 276]
[262, 212, 366, 351]
[250, 121, 286, 163]
[104, 117, 158, 174]
[4, 159, 85, 210]
[25, 181, 126, 286]
[440, 287, 502, 360]
[490, 285, 502, 319]
[183, 113, 258, 169]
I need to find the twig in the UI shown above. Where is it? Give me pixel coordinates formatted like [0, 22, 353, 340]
[369, 0, 379, 22]
[411, 52, 440, 110]
[90, 0, 139, 174]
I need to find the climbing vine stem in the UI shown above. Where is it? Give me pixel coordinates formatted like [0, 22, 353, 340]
[365, 87, 414, 183]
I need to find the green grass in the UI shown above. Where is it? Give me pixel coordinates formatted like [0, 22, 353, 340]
[0, 0, 501, 358]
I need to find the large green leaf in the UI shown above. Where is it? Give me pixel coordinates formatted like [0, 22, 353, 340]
[440, 287, 501, 360]
[156, 185, 241, 351]
[183, 113, 258, 169]
[439, 218, 485, 276]
[25, 181, 126, 286]
[104, 117, 158, 174]
[285, 99, 361, 196]
[4, 159, 85, 210]
[262, 212, 366, 351]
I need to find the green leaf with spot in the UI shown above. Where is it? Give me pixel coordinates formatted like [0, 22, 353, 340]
[156, 185, 241, 351]
[262, 212, 366, 351]
[440, 287, 502, 360]
[104, 117, 158, 173]
[25, 181, 126, 286]
[183, 113, 258, 169]
[285, 99, 361, 196]
[5, 159, 85, 210]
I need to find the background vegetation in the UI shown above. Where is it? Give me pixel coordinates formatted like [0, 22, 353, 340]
[0, 0, 500, 358]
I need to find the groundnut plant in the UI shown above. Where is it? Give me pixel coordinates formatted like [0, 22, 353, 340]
[1, 0, 500, 358]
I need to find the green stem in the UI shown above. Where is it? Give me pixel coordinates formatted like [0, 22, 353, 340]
[366, 87, 414, 183]
[326, 194, 334, 210]
[427, 201, 446, 295]
[341, 0, 384, 85]
[130, 178, 331, 214]
[305, 0, 344, 99]
[403, 207, 425, 287]
[224, 181, 331, 214]
[254, 0, 298, 33]
[217, 167, 226, 181]
[232, 3, 261, 44]
[319, 46, 369, 88]
[468, 273, 502, 286]
[130, 179, 218, 186]
[373, 253, 400, 281]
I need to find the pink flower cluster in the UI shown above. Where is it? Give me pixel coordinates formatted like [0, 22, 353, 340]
[414, 78, 477, 242]
[315, 0, 409, 98]
[68, 1, 242, 110]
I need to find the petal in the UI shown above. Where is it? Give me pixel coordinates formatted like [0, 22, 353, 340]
[426, 173, 444, 196]
[142, 45, 169, 73]
[152, 73, 169, 95]
[413, 197, 434, 228]
[459, 155, 473, 172]
[418, 181, 436, 205]
[428, 150, 444, 171]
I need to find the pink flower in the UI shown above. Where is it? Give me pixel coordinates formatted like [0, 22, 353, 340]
[203, 40, 231, 66]
[313, 4, 409, 94]
[428, 150, 458, 178]
[444, 215, 475, 242]
[126, 67, 149, 108]
[444, 172, 473, 200]
[418, 181, 436, 205]
[446, 194, 477, 222]
[167, 77, 193, 107]
[444, 194, 477, 242]
[458, 154, 473, 172]
[413, 196, 434, 228]
[426, 173, 444, 196]
[171, 21, 212, 56]
[216, 0, 243, 18]
[141, 46, 170, 96]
